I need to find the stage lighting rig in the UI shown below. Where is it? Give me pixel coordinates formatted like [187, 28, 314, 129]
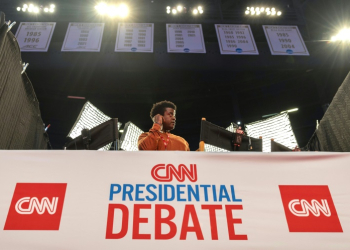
[245, 6, 282, 17]
[94, 2, 129, 18]
[331, 28, 350, 42]
[17, 3, 55, 14]
[166, 5, 204, 15]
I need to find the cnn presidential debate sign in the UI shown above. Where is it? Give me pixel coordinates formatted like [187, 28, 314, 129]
[0, 151, 349, 249]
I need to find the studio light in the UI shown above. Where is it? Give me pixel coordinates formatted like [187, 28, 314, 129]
[18, 3, 56, 14]
[120, 122, 144, 151]
[331, 28, 350, 42]
[246, 112, 298, 152]
[95, 2, 128, 18]
[286, 108, 298, 113]
[245, 6, 281, 16]
[68, 101, 122, 151]
[166, 5, 203, 15]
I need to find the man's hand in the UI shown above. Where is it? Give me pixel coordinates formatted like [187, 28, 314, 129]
[153, 115, 164, 130]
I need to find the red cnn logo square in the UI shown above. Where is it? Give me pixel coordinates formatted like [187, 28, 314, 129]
[279, 185, 342, 232]
[4, 183, 67, 230]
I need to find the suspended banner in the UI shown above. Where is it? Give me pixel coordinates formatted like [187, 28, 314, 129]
[115, 23, 154, 53]
[0, 151, 349, 249]
[215, 24, 259, 55]
[15, 22, 56, 52]
[166, 24, 206, 53]
[61, 23, 105, 52]
[263, 25, 309, 56]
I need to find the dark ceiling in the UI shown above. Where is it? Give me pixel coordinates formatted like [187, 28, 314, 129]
[2, 0, 350, 150]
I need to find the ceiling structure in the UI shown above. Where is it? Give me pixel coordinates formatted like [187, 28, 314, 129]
[2, 0, 350, 150]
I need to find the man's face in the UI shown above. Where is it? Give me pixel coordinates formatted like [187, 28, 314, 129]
[162, 108, 176, 131]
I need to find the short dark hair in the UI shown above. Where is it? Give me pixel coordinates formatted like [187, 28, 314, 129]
[150, 100, 177, 119]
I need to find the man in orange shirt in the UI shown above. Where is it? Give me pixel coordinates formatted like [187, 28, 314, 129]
[138, 100, 190, 151]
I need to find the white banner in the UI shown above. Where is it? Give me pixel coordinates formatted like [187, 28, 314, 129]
[61, 23, 104, 52]
[15, 22, 56, 52]
[263, 25, 309, 56]
[115, 23, 154, 53]
[0, 151, 349, 249]
[166, 24, 206, 53]
[215, 24, 258, 55]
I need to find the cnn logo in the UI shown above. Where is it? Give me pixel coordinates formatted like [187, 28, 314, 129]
[279, 185, 342, 232]
[151, 164, 197, 182]
[4, 183, 67, 230]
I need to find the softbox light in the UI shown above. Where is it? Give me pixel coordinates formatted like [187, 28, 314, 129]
[68, 101, 121, 150]
[245, 112, 298, 152]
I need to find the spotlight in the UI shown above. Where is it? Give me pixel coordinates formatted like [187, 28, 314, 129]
[193, 9, 198, 15]
[199, 9, 203, 14]
[286, 108, 298, 113]
[118, 4, 129, 18]
[260, 7, 265, 12]
[271, 11, 276, 15]
[23, 4, 28, 8]
[49, 8, 54, 12]
[172, 8, 177, 14]
[177, 5, 183, 11]
[266, 11, 271, 15]
[29, 4, 34, 8]
[166, 6, 170, 10]
[237, 121, 241, 125]
[17, 7, 21, 11]
[33, 7, 39, 13]
[44, 7, 49, 12]
[166, 9, 170, 14]
[256, 11, 260, 15]
[95, 3, 108, 15]
[28, 8, 33, 12]
[50, 4, 55, 8]
[198, 6, 202, 10]
[271, 7, 275, 11]
[107, 5, 118, 17]
[247, 7, 250, 10]
[266, 8, 270, 12]
[245, 10, 249, 14]
[251, 11, 255, 15]
[22, 8, 26, 12]
[277, 11, 282, 16]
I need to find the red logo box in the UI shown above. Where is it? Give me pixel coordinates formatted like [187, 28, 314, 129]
[4, 183, 67, 230]
[279, 185, 342, 232]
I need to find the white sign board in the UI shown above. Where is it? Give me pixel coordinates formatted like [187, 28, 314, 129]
[15, 22, 56, 52]
[215, 24, 258, 55]
[61, 23, 104, 52]
[263, 25, 309, 56]
[166, 24, 206, 53]
[115, 23, 153, 53]
[1, 151, 349, 249]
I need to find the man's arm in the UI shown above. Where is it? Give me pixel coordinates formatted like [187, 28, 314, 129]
[138, 123, 162, 150]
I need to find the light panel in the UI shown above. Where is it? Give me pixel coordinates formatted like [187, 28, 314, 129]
[68, 101, 121, 151]
[245, 112, 298, 152]
[120, 122, 144, 151]
[203, 123, 236, 152]
[17, 3, 55, 13]
[244, 6, 282, 16]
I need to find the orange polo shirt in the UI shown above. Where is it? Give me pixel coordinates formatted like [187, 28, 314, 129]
[138, 123, 190, 151]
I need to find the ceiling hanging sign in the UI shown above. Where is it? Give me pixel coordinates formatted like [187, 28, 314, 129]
[115, 23, 154, 53]
[61, 23, 105, 52]
[15, 22, 56, 52]
[215, 24, 259, 55]
[263, 25, 309, 56]
[166, 24, 206, 53]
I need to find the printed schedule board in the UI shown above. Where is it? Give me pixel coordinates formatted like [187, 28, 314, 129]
[15, 22, 56, 52]
[115, 23, 153, 53]
[215, 24, 258, 55]
[61, 23, 105, 52]
[263, 25, 309, 56]
[166, 24, 206, 53]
